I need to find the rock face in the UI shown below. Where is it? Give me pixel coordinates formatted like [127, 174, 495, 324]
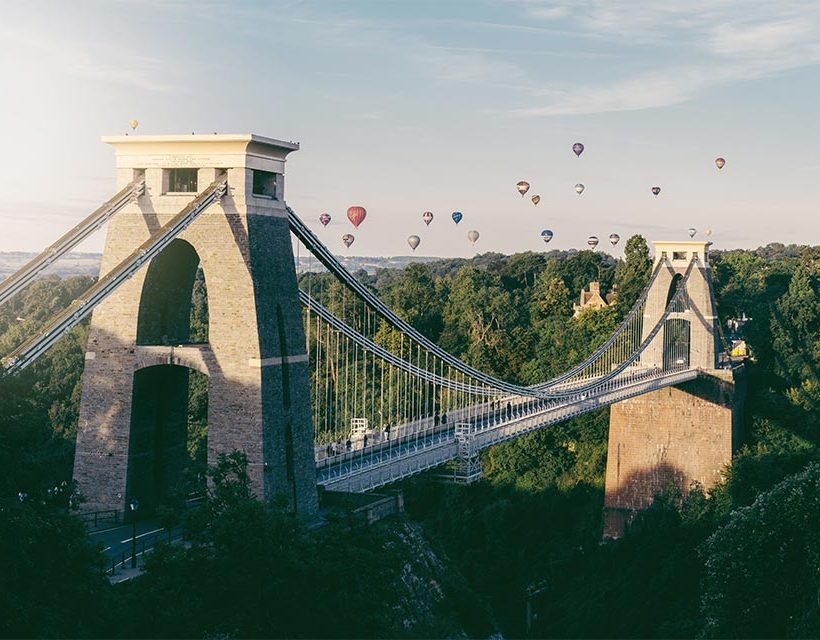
[373, 519, 487, 638]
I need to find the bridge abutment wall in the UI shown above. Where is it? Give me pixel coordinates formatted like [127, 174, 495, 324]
[602, 366, 745, 538]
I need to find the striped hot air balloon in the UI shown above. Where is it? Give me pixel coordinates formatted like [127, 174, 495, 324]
[347, 206, 367, 228]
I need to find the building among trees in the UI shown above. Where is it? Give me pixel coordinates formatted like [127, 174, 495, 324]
[573, 281, 618, 316]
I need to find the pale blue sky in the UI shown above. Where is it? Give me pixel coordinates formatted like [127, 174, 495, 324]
[1, 0, 819, 257]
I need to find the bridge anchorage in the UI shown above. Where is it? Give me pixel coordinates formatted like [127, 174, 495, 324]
[0, 133, 743, 533]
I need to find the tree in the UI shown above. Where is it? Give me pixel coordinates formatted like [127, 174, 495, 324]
[530, 273, 572, 326]
[701, 463, 820, 638]
[614, 235, 652, 313]
[380, 263, 444, 340]
[0, 490, 111, 638]
[770, 247, 820, 412]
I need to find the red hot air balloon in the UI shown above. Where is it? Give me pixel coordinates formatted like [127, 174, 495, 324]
[319, 213, 331, 227]
[347, 206, 367, 228]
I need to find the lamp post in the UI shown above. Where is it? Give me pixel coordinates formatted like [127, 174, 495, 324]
[129, 499, 139, 569]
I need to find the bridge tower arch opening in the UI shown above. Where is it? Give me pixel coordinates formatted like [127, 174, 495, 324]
[127, 364, 208, 514]
[136, 238, 208, 346]
[73, 134, 318, 516]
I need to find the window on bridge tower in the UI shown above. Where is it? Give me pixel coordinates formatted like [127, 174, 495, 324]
[252, 169, 278, 199]
[165, 168, 198, 193]
[673, 251, 688, 261]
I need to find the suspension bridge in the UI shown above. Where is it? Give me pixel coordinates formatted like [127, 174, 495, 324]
[0, 134, 742, 535]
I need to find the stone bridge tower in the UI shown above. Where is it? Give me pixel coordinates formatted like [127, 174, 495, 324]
[73, 134, 318, 516]
[639, 241, 719, 370]
[603, 240, 744, 538]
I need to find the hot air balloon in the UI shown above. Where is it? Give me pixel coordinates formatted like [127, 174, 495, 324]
[516, 181, 530, 197]
[541, 229, 554, 243]
[531, 194, 541, 206]
[407, 235, 421, 251]
[715, 157, 725, 170]
[422, 211, 434, 226]
[587, 235, 599, 249]
[688, 228, 696, 238]
[651, 186, 661, 197]
[705, 226, 713, 237]
[467, 230, 480, 245]
[319, 213, 331, 227]
[572, 142, 584, 157]
[609, 233, 620, 246]
[129, 119, 138, 131]
[342, 234, 355, 248]
[575, 183, 585, 196]
[452, 211, 463, 225]
[347, 206, 367, 228]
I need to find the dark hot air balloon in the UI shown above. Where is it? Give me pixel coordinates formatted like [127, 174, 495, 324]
[572, 142, 584, 157]
[342, 234, 355, 248]
[422, 211, 434, 226]
[651, 186, 661, 197]
[715, 157, 725, 170]
[347, 206, 367, 228]
[319, 213, 331, 227]
[609, 233, 620, 246]
[688, 227, 696, 238]
[531, 194, 541, 205]
[587, 235, 599, 249]
[541, 229, 553, 243]
[452, 211, 463, 225]
[516, 181, 530, 196]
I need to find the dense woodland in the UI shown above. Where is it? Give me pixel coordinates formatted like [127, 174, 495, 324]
[1, 238, 819, 638]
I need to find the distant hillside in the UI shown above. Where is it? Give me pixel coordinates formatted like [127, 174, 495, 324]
[2, 243, 810, 281]
[296, 254, 442, 274]
[0, 252, 441, 279]
[0, 252, 102, 279]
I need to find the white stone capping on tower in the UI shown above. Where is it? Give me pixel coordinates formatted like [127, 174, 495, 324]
[651, 240, 712, 268]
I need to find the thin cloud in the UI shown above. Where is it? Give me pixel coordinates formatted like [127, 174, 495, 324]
[504, 1, 820, 116]
[0, 24, 172, 92]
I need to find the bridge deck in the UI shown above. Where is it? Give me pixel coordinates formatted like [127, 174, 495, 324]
[317, 367, 699, 493]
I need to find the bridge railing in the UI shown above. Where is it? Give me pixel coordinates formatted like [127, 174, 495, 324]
[77, 508, 121, 530]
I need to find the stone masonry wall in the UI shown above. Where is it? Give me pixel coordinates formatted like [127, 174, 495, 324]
[603, 367, 744, 538]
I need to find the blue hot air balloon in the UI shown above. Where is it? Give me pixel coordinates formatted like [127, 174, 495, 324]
[541, 229, 554, 243]
[451, 211, 463, 225]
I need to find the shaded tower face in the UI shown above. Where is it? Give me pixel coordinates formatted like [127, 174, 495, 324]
[640, 240, 719, 371]
[73, 134, 318, 516]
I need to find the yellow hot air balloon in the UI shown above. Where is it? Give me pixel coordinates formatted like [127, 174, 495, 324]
[129, 119, 139, 131]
